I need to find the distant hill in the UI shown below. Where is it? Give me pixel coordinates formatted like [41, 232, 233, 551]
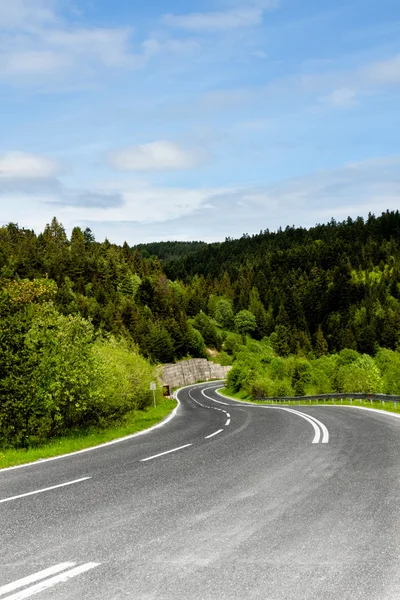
[135, 240, 209, 262]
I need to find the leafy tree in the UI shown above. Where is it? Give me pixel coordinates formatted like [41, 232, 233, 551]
[214, 297, 234, 329]
[234, 310, 257, 340]
[193, 311, 221, 349]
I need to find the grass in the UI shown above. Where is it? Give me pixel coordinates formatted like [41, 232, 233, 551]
[218, 387, 400, 414]
[0, 398, 176, 470]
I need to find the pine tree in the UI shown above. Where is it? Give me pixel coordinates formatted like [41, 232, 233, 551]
[313, 325, 329, 357]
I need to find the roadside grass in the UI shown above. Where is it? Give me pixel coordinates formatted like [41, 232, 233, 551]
[218, 387, 400, 414]
[0, 399, 176, 470]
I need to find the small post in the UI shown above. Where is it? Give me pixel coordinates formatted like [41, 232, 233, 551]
[150, 381, 157, 408]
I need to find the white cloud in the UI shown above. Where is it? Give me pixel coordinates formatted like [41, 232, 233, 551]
[43, 27, 135, 68]
[0, 0, 55, 30]
[163, 2, 279, 32]
[0, 152, 59, 179]
[0, 1, 143, 81]
[312, 54, 400, 109]
[1, 154, 399, 244]
[321, 88, 360, 109]
[363, 54, 400, 85]
[109, 141, 204, 172]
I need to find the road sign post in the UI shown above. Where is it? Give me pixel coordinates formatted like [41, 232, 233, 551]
[150, 382, 157, 408]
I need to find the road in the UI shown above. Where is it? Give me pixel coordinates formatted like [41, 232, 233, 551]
[1, 382, 400, 600]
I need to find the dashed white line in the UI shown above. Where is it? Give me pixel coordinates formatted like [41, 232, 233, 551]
[1, 563, 100, 600]
[140, 444, 192, 462]
[205, 429, 224, 439]
[0, 563, 75, 596]
[0, 477, 91, 504]
[190, 387, 234, 436]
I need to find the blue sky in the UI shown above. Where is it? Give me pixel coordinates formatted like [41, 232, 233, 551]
[0, 0, 399, 244]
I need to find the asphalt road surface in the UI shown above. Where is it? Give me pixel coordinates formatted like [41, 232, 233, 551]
[1, 382, 400, 600]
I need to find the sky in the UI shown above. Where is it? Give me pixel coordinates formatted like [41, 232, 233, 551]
[0, 0, 399, 245]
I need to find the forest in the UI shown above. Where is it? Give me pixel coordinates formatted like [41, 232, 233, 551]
[1, 210, 400, 447]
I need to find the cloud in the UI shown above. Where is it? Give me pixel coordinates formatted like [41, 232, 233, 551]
[0, 0, 55, 30]
[47, 190, 125, 209]
[362, 54, 400, 85]
[0, 151, 59, 178]
[163, 2, 279, 32]
[1, 153, 399, 244]
[312, 54, 400, 109]
[43, 27, 136, 68]
[108, 141, 205, 172]
[0, 1, 143, 82]
[320, 88, 360, 109]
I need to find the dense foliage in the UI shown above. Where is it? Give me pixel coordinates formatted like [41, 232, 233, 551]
[151, 211, 400, 355]
[0, 277, 156, 448]
[1, 211, 400, 445]
[225, 339, 400, 399]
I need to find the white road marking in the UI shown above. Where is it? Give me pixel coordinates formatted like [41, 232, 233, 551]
[0, 563, 75, 596]
[269, 407, 328, 444]
[2, 563, 99, 600]
[205, 429, 224, 439]
[0, 477, 91, 504]
[201, 389, 229, 405]
[1, 396, 182, 473]
[141, 444, 192, 462]
[301, 411, 329, 443]
[190, 387, 234, 435]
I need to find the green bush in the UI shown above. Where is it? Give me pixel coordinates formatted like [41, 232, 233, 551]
[92, 337, 154, 415]
[0, 296, 158, 448]
[374, 348, 400, 394]
[335, 354, 383, 394]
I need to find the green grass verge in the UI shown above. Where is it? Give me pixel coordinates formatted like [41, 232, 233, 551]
[0, 398, 176, 470]
[218, 387, 400, 414]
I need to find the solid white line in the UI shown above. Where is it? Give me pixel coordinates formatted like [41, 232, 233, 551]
[0, 477, 91, 504]
[269, 407, 321, 443]
[225, 419, 230, 426]
[220, 392, 330, 444]
[205, 429, 224, 439]
[317, 404, 400, 419]
[140, 444, 192, 462]
[0, 564, 75, 597]
[1, 398, 182, 473]
[300, 411, 329, 443]
[2, 563, 100, 600]
[201, 389, 229, 405]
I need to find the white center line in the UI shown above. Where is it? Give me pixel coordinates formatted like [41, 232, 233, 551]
[201, 389, 229, 405]
[0, 563, 75, 597]
[141, 444, 192, 462]
[2, 563, 100, 600]
[205, 429, 224, 439]
[0, 477, 91, 504]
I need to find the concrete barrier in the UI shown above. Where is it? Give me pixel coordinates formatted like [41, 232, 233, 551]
[160, 359, 231, 390]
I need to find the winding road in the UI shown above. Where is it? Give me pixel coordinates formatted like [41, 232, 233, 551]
[1, 382, 400, 599]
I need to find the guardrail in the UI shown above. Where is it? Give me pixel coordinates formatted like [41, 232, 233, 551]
[255, 392, 400, 408]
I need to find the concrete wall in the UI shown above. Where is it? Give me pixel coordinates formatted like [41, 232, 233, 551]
[160, 359, 231, 390]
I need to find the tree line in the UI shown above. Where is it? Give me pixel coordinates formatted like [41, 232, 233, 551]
[1, 211, 400, 446]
